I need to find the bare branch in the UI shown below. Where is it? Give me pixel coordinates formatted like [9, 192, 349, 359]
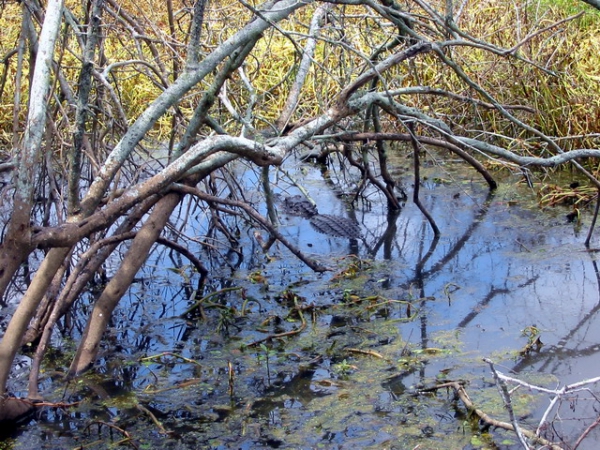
[275, 4, 331, 130]
[484, 358, 530, 449]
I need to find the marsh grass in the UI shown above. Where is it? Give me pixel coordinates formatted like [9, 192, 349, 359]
[1, 0, 600, 159]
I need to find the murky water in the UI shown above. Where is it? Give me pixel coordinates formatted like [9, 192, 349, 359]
[4, 151, 600, 449]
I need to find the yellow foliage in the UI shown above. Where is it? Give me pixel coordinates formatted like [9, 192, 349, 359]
[1, 0, 600, 148]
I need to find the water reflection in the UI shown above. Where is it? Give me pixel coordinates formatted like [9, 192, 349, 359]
[11, 156, 600, 448]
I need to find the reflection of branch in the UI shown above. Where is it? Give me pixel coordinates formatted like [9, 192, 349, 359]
[585, 190, 600, 247]
[420, 191, 495, 280]
[512, 300, 600, 374]
[456, 287, 509, 329]
[171, 184, 330, 272]
[368, 210, 400, 259]
[408, 122, 440, 237]
[513, 342, 600, 376]
[397, 192, 493, 297]
[455, 272, 538, 331]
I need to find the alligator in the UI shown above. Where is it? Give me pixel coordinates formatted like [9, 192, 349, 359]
[281, 195, 319, 219]
[279, 195, 362, 240]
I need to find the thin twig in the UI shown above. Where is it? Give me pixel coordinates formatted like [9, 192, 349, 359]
[416, 380, 563, 450]
[136, 403, 172, 436]
[484, 358, 530, 449]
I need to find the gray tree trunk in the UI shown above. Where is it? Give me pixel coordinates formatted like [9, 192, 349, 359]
[68, 192, 182, 376]
[0, 0, 65, 392]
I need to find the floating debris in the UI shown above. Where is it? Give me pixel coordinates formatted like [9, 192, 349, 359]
[309, 214, 362, 239]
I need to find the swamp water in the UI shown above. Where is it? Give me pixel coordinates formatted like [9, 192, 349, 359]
[4, 153, 600, 449]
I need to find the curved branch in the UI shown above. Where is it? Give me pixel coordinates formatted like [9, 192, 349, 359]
[336, 132, 497, 190]
[334, 41, 433, 106]
[421, 381, 563, 450]
[408, 123, 440, 237]
[80, 0, 311, 215]
[458, 137, 600, 168]
[100, 59, 168, 87]
[32, 135, 284, 248]
[156, 236, 209, 283]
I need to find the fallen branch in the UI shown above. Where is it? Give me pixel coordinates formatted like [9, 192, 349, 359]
[136, 403, 172, 436]
[484, 358, 529, 449]
[482, 358, 600, 437]
[415, 380, 563, 450]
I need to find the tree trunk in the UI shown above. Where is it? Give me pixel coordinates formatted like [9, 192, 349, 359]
[0, 0, 65, 393]
[0, 0, 64, 299]
[68, 192, 182, 376]
[69, 0, 105, 214]
[0, 247, 70, 392]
